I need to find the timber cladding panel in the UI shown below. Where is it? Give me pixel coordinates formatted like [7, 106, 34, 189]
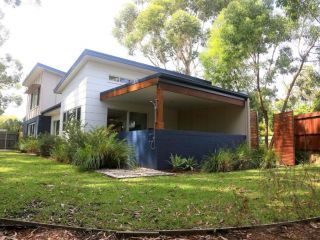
[294, 112, 320, 151]
[250, 111, 259, 149]
[273, 111, 295, 166]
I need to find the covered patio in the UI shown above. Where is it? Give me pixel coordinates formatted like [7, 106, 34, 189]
[100, 73, 250, 169]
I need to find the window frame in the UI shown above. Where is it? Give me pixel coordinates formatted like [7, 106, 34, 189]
[108, 75, 133, 84]
[53, 120, 60, 135]
[62, 106, 81, 130]
[30, 87, 40, 110]
[27, 122, 36, 136]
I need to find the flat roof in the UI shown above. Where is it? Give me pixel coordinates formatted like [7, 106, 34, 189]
[101, 73, 248, 100]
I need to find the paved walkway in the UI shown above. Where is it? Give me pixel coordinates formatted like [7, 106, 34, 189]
[96, 168, 173, 179]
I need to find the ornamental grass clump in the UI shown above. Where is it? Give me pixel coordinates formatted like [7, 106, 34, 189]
[50, 120, 135, 170]
[73, 127, 134, 170]
[201, 144, 278, 173]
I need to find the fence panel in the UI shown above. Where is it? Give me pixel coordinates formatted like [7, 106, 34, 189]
[273, 111, 295, 166]
[0, 132, 19, 149]
[250, 111, 259, 149]
[294, 112, 320, 151]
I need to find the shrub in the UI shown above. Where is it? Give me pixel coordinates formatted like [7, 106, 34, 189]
[51, 138, 72, 163]
[72, 127, 135, 170]
[184, 157, 197, 171]
[169, 154, 197, 171]
[201, 149, 234, 172]
[233, 144, 254, 170]
[201, 144, 278, 173]
[37, 133, 57, 157]
[19, 137, 39, 154]
[170, 154, 186, 171]
[259, 147, 278, 169]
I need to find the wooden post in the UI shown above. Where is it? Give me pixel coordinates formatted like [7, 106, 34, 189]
[155, 84, 164, 129]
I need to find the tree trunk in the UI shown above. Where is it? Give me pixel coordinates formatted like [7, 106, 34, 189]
[255, 53, 269, 147]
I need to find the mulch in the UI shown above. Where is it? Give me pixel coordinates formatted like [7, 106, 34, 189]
[1, 220, 320, 240]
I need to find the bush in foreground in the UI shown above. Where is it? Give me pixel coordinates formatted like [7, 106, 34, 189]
[73, 127, 135, 170]
[50, 121, 135, 170]
[37, 133, 58, 157]
[19, 137, 39, 154]
[201, 144, 278, 173]
[169, 154, 197, 171]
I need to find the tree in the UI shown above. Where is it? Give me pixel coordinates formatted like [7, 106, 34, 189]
[113, 0, 230, 75]
[0, 0, 40, 114]
[0, 115, 22, 132]
[201, 0, 292, 147]
[201, 0, 320, 147]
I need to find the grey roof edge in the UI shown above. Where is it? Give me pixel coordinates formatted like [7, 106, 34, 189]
[41, 103, 61, 115]
[23, 63, 66, 86]
[54, 49, 213, 93]
[100, 73, 248, 100]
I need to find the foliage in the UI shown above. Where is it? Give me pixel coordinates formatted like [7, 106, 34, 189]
[113, 0, 230, 75]
[19, 137, 38, 154]
[37, 133, 58, 157]
[201, 0, 320, 147]
[2, 151, 319, 230]
[169, 154, 196, 171]
[73, 127, 135, 170]
[50, 138, 71, 163]
[0, 115, 21, 132]
[201, 144, 278, 173]
[201, 148, 235, 172]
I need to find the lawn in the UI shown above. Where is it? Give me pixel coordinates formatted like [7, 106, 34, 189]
[0, 151, 320, 231]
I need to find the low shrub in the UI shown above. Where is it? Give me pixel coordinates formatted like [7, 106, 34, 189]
[170, 154, 197, 171]
[37, 133, 58, 157]
[19, 137, 39, 154]
[201, 149, 234, 172]
[71, 126, 135, 170]
[201, 144, 278, 173]
[259, 147, 277, 169]
[51, 138, 72, 163]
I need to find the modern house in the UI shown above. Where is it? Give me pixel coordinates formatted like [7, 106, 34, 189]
[22, 49, 250, 169]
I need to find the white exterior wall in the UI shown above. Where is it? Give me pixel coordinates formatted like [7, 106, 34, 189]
[25, 71, 62, 121]
[59, 68, 87, 132]
[39, 72, 62, 112]
[75, 61, 155, 131]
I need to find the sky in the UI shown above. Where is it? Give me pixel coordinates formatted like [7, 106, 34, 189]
[1, 0, 150, 119]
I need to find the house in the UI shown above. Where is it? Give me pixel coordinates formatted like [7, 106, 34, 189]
[22, 49, 250, 169]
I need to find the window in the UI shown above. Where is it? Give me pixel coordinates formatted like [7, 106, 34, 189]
[27, 123, 36, 136]
[62, 107, 81, 130]
[53, 120, 60, 135]
[30, 88, 40, 109]
[109, 75, 132, 84]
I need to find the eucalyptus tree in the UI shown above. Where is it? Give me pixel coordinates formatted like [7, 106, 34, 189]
[0, 0, 40, 114]
[113, 0, 230, 75]
[201, 0, 320, 147]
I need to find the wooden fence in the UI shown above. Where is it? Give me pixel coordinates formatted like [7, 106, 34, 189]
[250, 111, 259, 149]
[273, 111, 295, 166]
[273, 111, 320, 165]
[294, 112, 320, 151]
[0, 132, 19, 149]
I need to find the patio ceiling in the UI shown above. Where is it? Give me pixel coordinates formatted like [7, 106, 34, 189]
[100, 77, 246, 107]
[100, 76, 247, 129]
[104, 85, 225, 110]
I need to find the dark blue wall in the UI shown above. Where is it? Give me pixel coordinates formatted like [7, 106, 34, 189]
[22, 115, 52, 137]
[119, 129, 246, 170]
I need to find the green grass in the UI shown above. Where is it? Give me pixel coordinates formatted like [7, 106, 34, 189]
[0, 151, 320, 230]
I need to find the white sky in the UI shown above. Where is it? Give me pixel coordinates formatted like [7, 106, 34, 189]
[1, 0, 150, 119]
